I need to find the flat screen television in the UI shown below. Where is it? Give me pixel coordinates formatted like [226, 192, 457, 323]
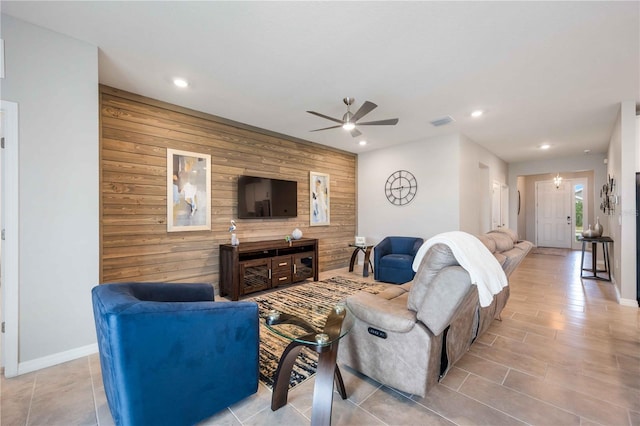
[237, 175, 297, 219]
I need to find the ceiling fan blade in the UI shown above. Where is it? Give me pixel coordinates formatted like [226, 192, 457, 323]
[307, 111, 344, 124]
[310, 125, 342, 132]
[350, 128, 362, 137]
[350, 101, 377, 123]
[357, 118, 399, 126]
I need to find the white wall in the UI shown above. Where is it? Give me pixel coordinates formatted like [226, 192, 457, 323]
[1, 15, 99, 369]
[607, 101, 637, 304]
[357, 134, 460, 244]
[607, 108, 623, 295]
[357, 133, 507, 244]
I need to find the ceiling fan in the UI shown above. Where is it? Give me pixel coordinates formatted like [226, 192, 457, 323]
[307, 97, 399, 137]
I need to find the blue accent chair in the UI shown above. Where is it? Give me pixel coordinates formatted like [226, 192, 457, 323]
[374, 236, 425, 284]
[91, 282, 259, 426]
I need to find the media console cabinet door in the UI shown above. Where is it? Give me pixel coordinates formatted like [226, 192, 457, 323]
[239, 258, 271, 295]
[293, 252, 315, 282]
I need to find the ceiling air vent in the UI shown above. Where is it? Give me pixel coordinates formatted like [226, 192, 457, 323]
[430, 116, 455, 127]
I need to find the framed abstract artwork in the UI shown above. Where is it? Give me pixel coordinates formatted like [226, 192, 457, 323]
[167, 148, 211, 232]
[310, 171, 330, 226]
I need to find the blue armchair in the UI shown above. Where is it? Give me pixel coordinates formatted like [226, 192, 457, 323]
[91, 282, 259, 426]
[374, 236, 424, 284]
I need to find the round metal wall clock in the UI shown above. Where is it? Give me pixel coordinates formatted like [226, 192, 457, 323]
[385, 170, 417, 206]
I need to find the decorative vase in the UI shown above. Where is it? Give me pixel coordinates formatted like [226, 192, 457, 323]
[593, 217, 603, 237]
[582, 224, 594, 238]
[231, 233, 239, 246]
[291, 228, 303, 240]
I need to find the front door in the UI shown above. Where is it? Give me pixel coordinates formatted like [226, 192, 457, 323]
[536, 180, 572, 248]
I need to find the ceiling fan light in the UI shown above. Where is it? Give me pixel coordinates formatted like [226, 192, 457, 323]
[342, 122, 355, 131]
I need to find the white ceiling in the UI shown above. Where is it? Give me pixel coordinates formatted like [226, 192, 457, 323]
[3, 1, 639, 162]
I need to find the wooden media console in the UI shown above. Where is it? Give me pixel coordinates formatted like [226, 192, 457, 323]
[219, 238, 319, 300]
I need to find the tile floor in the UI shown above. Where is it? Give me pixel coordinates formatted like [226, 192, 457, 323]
[2, 250, 639, 425]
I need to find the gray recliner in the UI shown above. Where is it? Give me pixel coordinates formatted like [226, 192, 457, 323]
[338, 229, 532, 397]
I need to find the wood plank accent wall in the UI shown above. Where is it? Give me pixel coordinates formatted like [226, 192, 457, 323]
[99, 86, 357, 292]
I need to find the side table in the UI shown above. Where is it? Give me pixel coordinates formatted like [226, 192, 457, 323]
[348, 244, 374, 277]
[264, 305, 351, 426]
[578, 236, 613, 281]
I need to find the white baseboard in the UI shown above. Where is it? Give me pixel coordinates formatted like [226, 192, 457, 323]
[619, 297, 639, 307]
[17, 343, 98, 376]
[611, 280, 638, 307]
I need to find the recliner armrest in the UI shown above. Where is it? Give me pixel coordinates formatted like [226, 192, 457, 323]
[346, 292, 417, 333]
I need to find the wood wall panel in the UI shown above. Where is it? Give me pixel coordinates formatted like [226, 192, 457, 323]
[100, 86, 357, 291]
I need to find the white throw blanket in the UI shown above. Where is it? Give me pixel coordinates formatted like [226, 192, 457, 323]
[412, 231, 508, 307]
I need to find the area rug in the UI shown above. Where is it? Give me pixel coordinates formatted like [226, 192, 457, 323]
[531, 247, 569, 256]
[247, 276, 388, 390]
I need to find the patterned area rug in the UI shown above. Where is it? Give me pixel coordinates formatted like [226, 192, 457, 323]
[247, 276, 387, 390]
[531, 247, 570, 256]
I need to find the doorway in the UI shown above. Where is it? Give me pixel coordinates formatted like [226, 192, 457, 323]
[491, 180, 509, 230]
[536, 179, 572, 248]
[1, 100, 19, 377]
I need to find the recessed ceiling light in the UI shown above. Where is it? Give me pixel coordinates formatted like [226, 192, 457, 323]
[173, 78, 189, 88]
[540, 144, 551, 150]
[584, 149, 591, 154]
[359, 140, 367, 146]
[471, 110, 483, 118]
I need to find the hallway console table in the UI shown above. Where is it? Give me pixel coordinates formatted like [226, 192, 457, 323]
[578, 236, 613, 282]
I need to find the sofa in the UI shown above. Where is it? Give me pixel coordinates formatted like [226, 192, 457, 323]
[338, 229, 533, 397]
[374, 236, 425, 284]
[92, 282, 260, 426]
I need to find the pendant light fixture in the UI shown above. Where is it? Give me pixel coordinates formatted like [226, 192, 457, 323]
[553, 173, 563, 189]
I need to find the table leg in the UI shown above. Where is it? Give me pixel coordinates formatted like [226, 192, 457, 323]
[580, 241, 586, 278]
[348, 248, 359, 273]
[334, 365, 347, 399]
[592, 242, 598, 278]
[311, 344, 341, 426]
[271, 342, 305, 411]
[603, 242, 611, 281]
[362, 246, 373, 277]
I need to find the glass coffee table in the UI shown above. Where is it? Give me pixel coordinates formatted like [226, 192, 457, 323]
[264, 303, 353, 426]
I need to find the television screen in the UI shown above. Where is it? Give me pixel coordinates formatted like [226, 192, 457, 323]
[237, 176, 297, 218]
